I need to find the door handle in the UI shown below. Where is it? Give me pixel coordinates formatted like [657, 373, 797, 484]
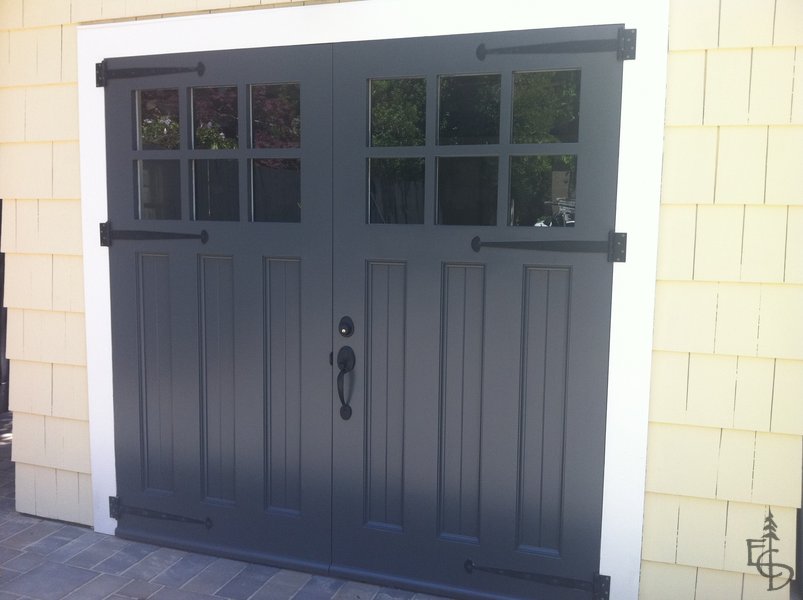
[336, 346, 356, 420]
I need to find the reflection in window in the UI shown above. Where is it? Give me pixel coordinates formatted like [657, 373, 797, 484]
[251, 84, 300, 148]
[370, 78, 426, 147]
[138, 89, 180, 150]
[437, 157, 498, 225]
[193, 160, 239, 221]
[368, 158, 425, 224]
[137, 160, 181, 219]
[252, 159, 301, 222]
[192, 87, 238, 149]
[512, 70, 581, 144]
[509, 155, 577, 227]
[438, 74, 501, 145]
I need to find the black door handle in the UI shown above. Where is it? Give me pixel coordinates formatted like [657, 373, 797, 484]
[336, 346, 356, 420]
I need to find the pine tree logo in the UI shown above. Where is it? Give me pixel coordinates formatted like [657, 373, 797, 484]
[746, 509, 795, 591]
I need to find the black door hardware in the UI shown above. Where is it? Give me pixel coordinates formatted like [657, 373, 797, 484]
[471, 231, 627, 263]
[109, 497, 212, 529]
[336, 346, 356, 420]
[338, 316, 354, 337]
[477, 27, 636, 61]
[464, 559, 610, 600]
[96, 59, 205, 87]
[100, 221, 209, 247]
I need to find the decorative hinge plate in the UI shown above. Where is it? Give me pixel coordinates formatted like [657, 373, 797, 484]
[109, 496, 212, 529]
[108, 496, 121, 519]
[618, 28, 637, 61]
[593, 573, 611, 600]
[608, 231, 627, 262]
[95, 59, 205, 87]
[99, 221, 111, 247]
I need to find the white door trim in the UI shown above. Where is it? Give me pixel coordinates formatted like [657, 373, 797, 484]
[78, 2, 667, 597]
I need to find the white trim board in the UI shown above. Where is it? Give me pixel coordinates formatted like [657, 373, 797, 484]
[78, 2, 667, 598]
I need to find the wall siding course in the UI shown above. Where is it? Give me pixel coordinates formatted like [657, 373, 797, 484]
[715, 429, 755, 502]
[25, 85, 80, 142]
[0, 0, 23, 28]
[793, 48, 803, 122]
[52, 254, 85, 312]
[52, 141, 81, 198]
[0, 143, 53, 198]
[676, 496, 727, 569]
[774, 1, 803, 46]
[757, 285, 803, 359]
[667, 0, 719, 51]
[749, 47, 795, 124]
[0, 87, 26, 142]
[8, 360, 52, 416]
[645, 423, 720, 499]
[733, 356, 773, 431]
[641, 493, 680, 563]
[3, 253, 53, 311]
[751, 432, 802, 506]
[693, 205, 743, 282]
[740, 205, 786, 282]
[655, 205, 695, 280]
[638, 561, 697, 600]
[694, 568, 744, 600]
[686, 353, 736, 428]
[52, 364, 88, 421]
[765, 126, 803, 205]
[719, 0, 775, 49]
[661, 127, 717, 204]
[771, 359, 803, 435]
[704, 49, 751, 125]
[714, 127, 767, 205]
[786, 207, 803, 282]
[648, 351, 688, 424]
[714, 283, 760, 356]
[11, 412, 46, 466]
[664, 51, 705, 125]
[23, 0, 71, 28]
[653, 282, 718, 354]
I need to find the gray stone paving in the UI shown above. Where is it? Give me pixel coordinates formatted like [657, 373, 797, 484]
[0, 414, 449, 600]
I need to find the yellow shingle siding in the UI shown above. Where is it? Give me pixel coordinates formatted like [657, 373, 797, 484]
[644, 0, 803, 597]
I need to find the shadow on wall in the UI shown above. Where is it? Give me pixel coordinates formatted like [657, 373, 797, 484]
[0, 200, 7, 413]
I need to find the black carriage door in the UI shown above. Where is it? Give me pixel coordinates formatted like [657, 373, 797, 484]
[104, 24, 625, 600]
[104, 44, 335, 569]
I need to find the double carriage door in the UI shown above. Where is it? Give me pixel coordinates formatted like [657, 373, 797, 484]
[104, 25, 625, 600]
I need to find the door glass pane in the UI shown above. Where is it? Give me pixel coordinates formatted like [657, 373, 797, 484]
[370, 78, 426, 147]
[137, 160, 181, 219]
[512, 70, 581, 144]
[438, 74, 500, 145]
[509, 155, 577, 227]
[252, 159, 301, 222]
[137, 89, 180, 150]
[368, 158, 425, 224]
[437, 157, 498, 225]
[193, 159, 239, 221]
[192, 86, 238, 149]
[251, 84, 301, 148]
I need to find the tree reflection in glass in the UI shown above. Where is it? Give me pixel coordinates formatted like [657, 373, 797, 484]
[512, 70, 581, 144]
[370, 78, 426, 147]
[251, 84, 300, 148]
[369, 158, 425, 224]
[438, 74, 500, 145]
[138, 89, 180, 150]
[192, 86, 238, 149]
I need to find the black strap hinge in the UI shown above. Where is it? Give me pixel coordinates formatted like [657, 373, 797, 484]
[465, 559, 610, 599]
[100, 221, 209, 247]
[471, 231, 627, 263]
[477, 27, 636, 61]
[109, 496, 212, 529]
[96, 59, 205, 87]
